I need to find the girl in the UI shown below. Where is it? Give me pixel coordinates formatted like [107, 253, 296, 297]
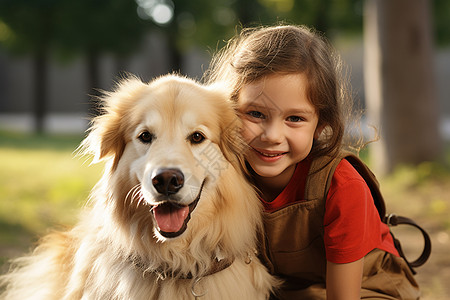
[205, 25, 420, 299]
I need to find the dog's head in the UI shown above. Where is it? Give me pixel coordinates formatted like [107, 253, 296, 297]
[82, 74, 246, 240]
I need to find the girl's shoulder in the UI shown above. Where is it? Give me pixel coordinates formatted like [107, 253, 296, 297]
[327, 158, 371, 203]
[332, 158, 367, 187]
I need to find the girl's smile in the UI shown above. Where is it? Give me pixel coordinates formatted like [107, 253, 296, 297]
[251, 147, 288, 162]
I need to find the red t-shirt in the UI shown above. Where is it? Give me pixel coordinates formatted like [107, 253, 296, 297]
[261, 159, 399, 264]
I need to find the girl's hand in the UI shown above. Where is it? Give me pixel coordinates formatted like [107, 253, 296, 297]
[326, 257, 364, 300]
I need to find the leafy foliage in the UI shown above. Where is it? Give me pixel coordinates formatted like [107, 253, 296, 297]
[0, 0, 150, 59]
[433, 0, 450, 46]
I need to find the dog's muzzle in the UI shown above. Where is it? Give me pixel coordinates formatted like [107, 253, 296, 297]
[149, 168, 204, 238]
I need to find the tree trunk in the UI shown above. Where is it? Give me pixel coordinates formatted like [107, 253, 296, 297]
[167, 28, 182, 74]
[363, 0, 442, 175]
[87, 48, 101, 117]
[33, 47, 48, 134]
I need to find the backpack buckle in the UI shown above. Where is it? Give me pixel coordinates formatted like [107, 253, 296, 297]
[385, 213, 398, 226]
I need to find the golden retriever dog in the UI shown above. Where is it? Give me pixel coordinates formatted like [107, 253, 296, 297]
[0, 74, 279, 299]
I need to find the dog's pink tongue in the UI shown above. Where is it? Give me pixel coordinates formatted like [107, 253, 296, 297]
[154, 204, 189, 233]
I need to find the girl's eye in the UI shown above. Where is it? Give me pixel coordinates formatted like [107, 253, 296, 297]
[138, 131, 154, 144]
[286, 116, 304, 122]
[248, 111, 265, 119]
[189, 131, 205, 144]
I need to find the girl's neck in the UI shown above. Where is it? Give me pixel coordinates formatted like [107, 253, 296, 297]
[252, 164, 296, 202]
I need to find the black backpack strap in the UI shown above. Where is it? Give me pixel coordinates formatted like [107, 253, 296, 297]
[385, 213, 432, 270]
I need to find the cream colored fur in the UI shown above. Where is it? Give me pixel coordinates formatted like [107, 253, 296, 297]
[0, 74, 279, 300]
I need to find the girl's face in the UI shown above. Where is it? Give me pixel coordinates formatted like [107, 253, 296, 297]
[238, 73, 321, 188]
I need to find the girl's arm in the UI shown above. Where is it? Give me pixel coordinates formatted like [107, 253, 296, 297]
[326, 257, 364, 300]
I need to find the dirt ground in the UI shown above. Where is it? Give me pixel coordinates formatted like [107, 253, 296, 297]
[392, 225, 450, 299]
[382, 171, 450, 300]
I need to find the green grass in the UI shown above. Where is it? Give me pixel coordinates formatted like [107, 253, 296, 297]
[380, 159, 450, 228]
[0, 131, 86, 151]
[0, 131, 103, 268]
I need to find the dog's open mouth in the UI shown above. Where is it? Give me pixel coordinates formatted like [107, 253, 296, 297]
[151, 181, 204, 238]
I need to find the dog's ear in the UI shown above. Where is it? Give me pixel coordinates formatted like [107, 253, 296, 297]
[79, 77, 146, 169]
[217, 103, 248, 174]
[81, 112, 125, 168]
[219, 113, 247, 173]
[206, 82, 248, 174]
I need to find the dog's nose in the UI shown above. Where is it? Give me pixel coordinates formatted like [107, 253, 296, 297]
[151, 168, 184, 196]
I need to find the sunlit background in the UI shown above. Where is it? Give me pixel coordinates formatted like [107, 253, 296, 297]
[0, 1, 449, 299]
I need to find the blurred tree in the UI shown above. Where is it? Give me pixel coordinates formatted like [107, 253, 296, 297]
[2, 0, 447, 136]
[433, 0, 450, 46]
[0, 0, 58, 133]
[136, 0, 266, 74]
[158, 0, 364, 74]
[253, 0, 363, 35]
[167, 0, 243, 69]
[54, 0, 148, 116]
[364, 0, 442, 175]
[133, 0, 233, 73]
[0, 0, 149, 131]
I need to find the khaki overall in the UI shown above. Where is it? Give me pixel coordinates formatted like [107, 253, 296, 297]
[259, 152, 421, 299]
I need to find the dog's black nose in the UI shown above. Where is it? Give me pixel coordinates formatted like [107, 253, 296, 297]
[151, 168, 184, 196]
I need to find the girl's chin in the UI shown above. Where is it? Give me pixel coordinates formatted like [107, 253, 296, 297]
[248, 162, 286, 178]
[247, 156, 297, 184]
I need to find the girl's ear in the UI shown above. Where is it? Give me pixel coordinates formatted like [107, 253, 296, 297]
[314, 124, 326, 139]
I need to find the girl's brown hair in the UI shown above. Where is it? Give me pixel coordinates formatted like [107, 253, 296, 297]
[204, 24, 356, 160]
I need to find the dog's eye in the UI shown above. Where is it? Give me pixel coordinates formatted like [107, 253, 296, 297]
[138, 131, 154, 144]
[189, 132, 205, 144]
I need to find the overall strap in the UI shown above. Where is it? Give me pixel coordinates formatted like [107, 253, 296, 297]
[304, 153, 340, 203]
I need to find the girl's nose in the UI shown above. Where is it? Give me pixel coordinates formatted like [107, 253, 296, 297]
[260, 121, 283, 144]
